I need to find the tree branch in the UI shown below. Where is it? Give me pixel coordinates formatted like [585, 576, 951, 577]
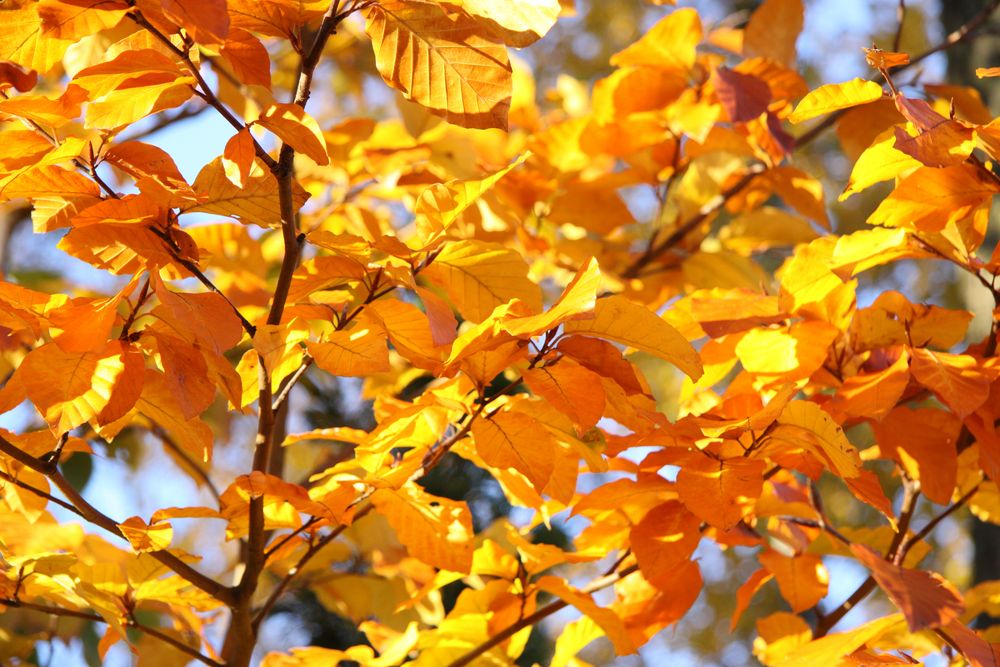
[447, 563, 640, 667]
[0, 598, 223, 667]
[224, 4, 350, 664]
[622, 162, 767, 279]
[125, 5, 278, 171]
[251, 506, 368, 631]
[0, 435, 234, 606]
[815, 476, 920, 636]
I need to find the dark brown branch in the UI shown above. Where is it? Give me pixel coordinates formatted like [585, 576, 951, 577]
[622, 162, 767, 279]
[251, 507, 367, 631]
[0, 598, 223, 667]
[126, 5, 278, 171]
[816, 476, 920, 637]
[0, 435, 234, 606]
[899, 480, 982, 561]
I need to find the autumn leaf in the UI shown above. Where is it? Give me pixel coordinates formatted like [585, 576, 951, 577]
[422, 240, 542, 322]
[851, 544, 964, 632]
[610, 8, 701, 72]
[365, 0, 513, 130]
[563, 295, 703, 381]
[788, 79, 884, 124]
[256, 103, 330, 166]
[372, 485, 475, 573]
[631, 501, 702, 590]
[470, 409, 556, 490]
[758, 550, 829, 613]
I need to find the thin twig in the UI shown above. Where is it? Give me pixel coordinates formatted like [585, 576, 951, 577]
[252, 507, 368, 630]
[126, 4, 278, 171]
[447, 563, 640, 667]
[893, 0, 907, 53]
[899, 480, 982, 561]
[0, 434, 234, 605]
[622, 162, 767, 278]
[0, 598, 223, 667]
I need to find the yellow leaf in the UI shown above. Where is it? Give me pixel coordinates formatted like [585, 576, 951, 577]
[414, 153, 529, 241]
[840, 129, 922, 200]
[71, 49, 196, 129]
[257, 103, 330, 165]
[867, 164, 999, 232]
[21, 341, 126, 433]
[610, 8, 701, 72]
[118, 516, 173, 553]
[38, 0, 129, 42]
[769, 401, 862, 478]
[501, 257, 601, 338]
[308, 327, 390, 377]
[365, 0, 512, 130]
[788, 79, 884, 124]
[186, 156, 310, 228]
[563, 295, 703, 380]
[744, 0, 803, 66]
[458, 0, 561, 47]
[0, 164, 102, 232]
[719, 207, 818, 254]
[470, 409, 556, 490]
[0, 6, 74, 75]
[423, 240, 541, 323]
[371, 485, 474, 573]
[254, 323, 307, 392]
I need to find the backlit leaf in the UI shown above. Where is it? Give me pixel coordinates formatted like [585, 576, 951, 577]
[365, 0, 512, 130]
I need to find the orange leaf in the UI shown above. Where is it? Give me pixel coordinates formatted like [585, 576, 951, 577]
[223, 128, 256, 188]
[221, 28, 272, 88]
[910, 348, 992, 418]
[162, 0, 230, 45]
[563, 295, 703, 381]
[257, 103, 329, 165]
[677, 455, 764, 531]
[744, 0, 803, 66]
[371, 485, 474, 573]
[536, 575, 636, 655]
[365, 0, 512, 130]
[731, 567, 774, 630]
[522, 360, 606, 430]
[867, 164, 999, 232]
[758, 550, 828, 612]
[851, 544, 964, 631]
[872, 407, 959, 505]
[21, 341, 127, 433]
[630, 500, 702, 590]
[470, 409, 556, 490]
[307, 327, 390, 377]
[864, 47, 910, 70]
